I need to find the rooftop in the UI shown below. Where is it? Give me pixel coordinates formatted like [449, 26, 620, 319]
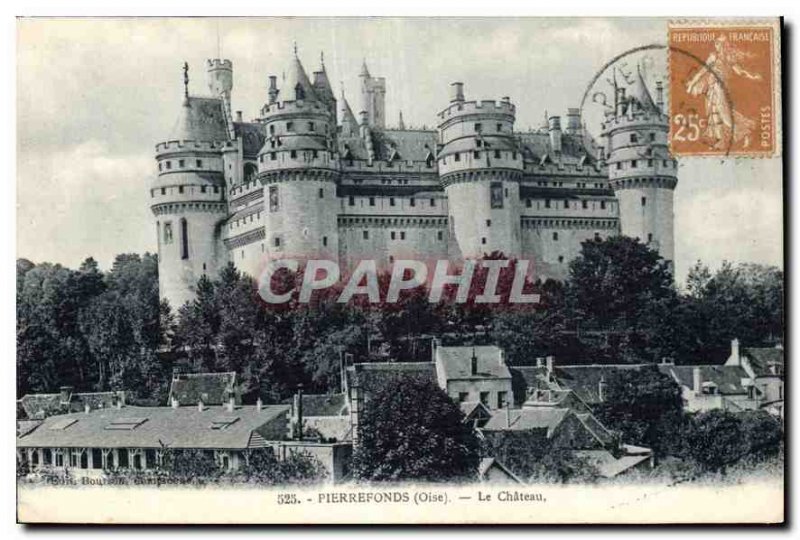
[168, 372, 237, 406]
[436, 345, 511, 380]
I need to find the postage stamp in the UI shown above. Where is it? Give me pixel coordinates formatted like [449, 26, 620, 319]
[668, 20, 781, 157]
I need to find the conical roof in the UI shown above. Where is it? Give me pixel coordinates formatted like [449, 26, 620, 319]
[627, 65, 659, 113]
[313, 53, 335, 98]
[340, 94, 357, 127]
[360, 59, 370, 78]
[171, 96, 228, 141]
[284, 52, 317, 102]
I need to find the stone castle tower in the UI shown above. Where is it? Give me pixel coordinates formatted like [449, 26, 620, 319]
[150, 48, 678, 309]
[601, 68, 677, 266]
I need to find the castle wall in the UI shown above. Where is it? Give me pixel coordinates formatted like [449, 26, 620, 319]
[615, 185, 674, 263]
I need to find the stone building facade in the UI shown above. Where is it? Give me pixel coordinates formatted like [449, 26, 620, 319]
[149, 49, 678, 308]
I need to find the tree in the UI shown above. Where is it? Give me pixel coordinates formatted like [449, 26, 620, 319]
[239, 448, 327, 485]
[686, 410, 747, 473]
[352, 378, 479, 482]
[593, 366, 685, 457]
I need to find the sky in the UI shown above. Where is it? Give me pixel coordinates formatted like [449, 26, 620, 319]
[16, 17, 783, 283]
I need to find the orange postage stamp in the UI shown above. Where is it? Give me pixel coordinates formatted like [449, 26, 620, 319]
[668, 20, 781, 157]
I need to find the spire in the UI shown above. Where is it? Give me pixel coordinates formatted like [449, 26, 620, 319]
[284, 45, 317, 102]
[340, 88, 358, 136]
[360, 59, 370, 78]
[628, 64, 659, 113]
[398, 110, 405, 130]
[182, 61, 189, 103]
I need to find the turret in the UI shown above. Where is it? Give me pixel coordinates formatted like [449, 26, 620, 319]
[150, 62, 229, 309]
[359, 60, 386, 129]
[312, 52, 337, 121]
[207, 59, 233, 99]
[256, 47, 339, 263]
[437, 82, 523, 259]
[602, 66, 678, 269]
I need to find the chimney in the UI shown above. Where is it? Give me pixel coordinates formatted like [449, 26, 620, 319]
[235, 110, 243, 122]
[471, 347, 478, 376]
[268, 75, 278, 104]
[499, 349, 506, 367]
[226, 391, 236, 413]
[730, 338, 741, 366]
[170, 394, 179, 409]
[117, 391, 125, 409]
[548, 116, 562, 154]
[598, 376, 606, 403]
[546, 356, 554, 375]
[660, 357, 674, 366]
[59, 386, 73, 405]
[256, 397, 263, 412]
[693, 367, 702, 394]
[450, 82, 464, 103]
[565, 108, 581, 134]
[501, 96, 511, 104]
[198, 399, 205, 412]
[597, 145, 605, 162]
[536, 357, 544, 368]
[84, 403, 91, 414]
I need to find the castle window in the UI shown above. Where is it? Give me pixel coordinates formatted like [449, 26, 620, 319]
[156, 221, 160, 243]
[426, 155, 434, 168]
[595, 232, 601, 241]
[410, 198, 416, 207]
[430, 198, 436, 206]
[178, 186, 184, 194]
[582, 200, 588, 209]
[564, 200, 569, 209]
[294, 84, 305, 100]
[649, 133, 656, 142]
[454, 153, 461, 162]
[553, 232, 559, 241]
[631, 160, 638, 168]
[196, 159, 202, 168]
[165, 161, 172, 170]
[161, 188, 166, 195]
[179, 159, 185, 168]
[269, 185, 279, 212]
[400, 231, 406, 240]
[308, 122, 315, 132]
[494, 150, 501, 159]
[201, 185, 207, 193]
[481, 237, 486, 245]
[348, 196, 355, 206]
[526, 199, 531, 208]
[476, 140, 482, 148]
[213, 186, 219, 193]
[391, 231, 396, 240]
[312, 150, 318, 159]
[244, 163, 257, 182]
[558, 256, 564, 263]
[323, 236, 328, 247]
[630, 134, 638, 143]
[641, 196, 647, 206]
[647, 233, 653, 243]
[348, 158, 354, 167]
[273, 237, 281, 248]
[438, 231, 443, 241]
[158, 163, 162, 171]
[390, 197, 395, 206]
[363, 230, 369, 240]
[474, 151, 480, 159]
[663, 160, 669, 167]
[180, 218, 189, 260]
[369, 197, 375, 206]
[512, 152, 517, 160]
[269, 125, 275, 135]
[290, 150, 297, 159]
[319, 188, 324, 199]
[270, 152, 277, 161]
[601, 201, 606, 209]
[545, 199, 551, 208]
[648, 159, 654, 167]
[616, 162, 622, 170]
[474, 123, 482, 132]
[286, 122, 294, 132]
[496, 123, 502, 132]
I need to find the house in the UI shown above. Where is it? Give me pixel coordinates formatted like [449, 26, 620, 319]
[18, 387, 127, 420]
[478, 457, 523, 484]
[435, 345, 513, 410]
[726, 339, 784, 418]
[657, 361, 759, 413]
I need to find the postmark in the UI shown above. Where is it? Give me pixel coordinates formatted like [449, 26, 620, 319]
[668, 20, 781, 157]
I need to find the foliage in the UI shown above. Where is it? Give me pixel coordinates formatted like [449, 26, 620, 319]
[352, 378, 480, 482]
[593, 366, 685, 457]
[238, 448, 327, 485]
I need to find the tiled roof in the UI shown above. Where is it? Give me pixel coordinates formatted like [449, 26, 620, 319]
[517, 131, 600, 166]
[168, 372, 237, 406]
[19, 391, 126, 420]
[171, 97, 229, 142]
[16, 405, 289, 450]
[233, 122, 266, 158]
[574, 448, 652, 478]
[371, 129, 437, 162]
[743, 347, 784, 377]
[658, 364, 750, 395]
[483, 407, 569, 434]
[436, 345, 511, 380]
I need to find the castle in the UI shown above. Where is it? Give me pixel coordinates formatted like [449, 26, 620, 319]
[150, 48, 678, 308]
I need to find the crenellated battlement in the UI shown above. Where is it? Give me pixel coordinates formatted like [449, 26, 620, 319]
[601, 111, 668, 133]
[207, 58, 232, 70]
[438, 99, 516, 121]
[260, 99, 334, 118]
[155, 139, 226, 155]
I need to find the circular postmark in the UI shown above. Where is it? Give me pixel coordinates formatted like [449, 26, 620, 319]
[580, 43, 735, 157]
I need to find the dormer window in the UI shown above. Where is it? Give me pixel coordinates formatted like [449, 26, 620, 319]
[294, 83, 305, 100]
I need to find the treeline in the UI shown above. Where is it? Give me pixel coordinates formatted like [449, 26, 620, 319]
[16, 237, 783, 404]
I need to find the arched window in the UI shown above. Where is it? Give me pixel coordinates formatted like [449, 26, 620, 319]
[295, 83, 305, 100]
[180, 218, 189, 260]
[244, 163, 257, 183]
